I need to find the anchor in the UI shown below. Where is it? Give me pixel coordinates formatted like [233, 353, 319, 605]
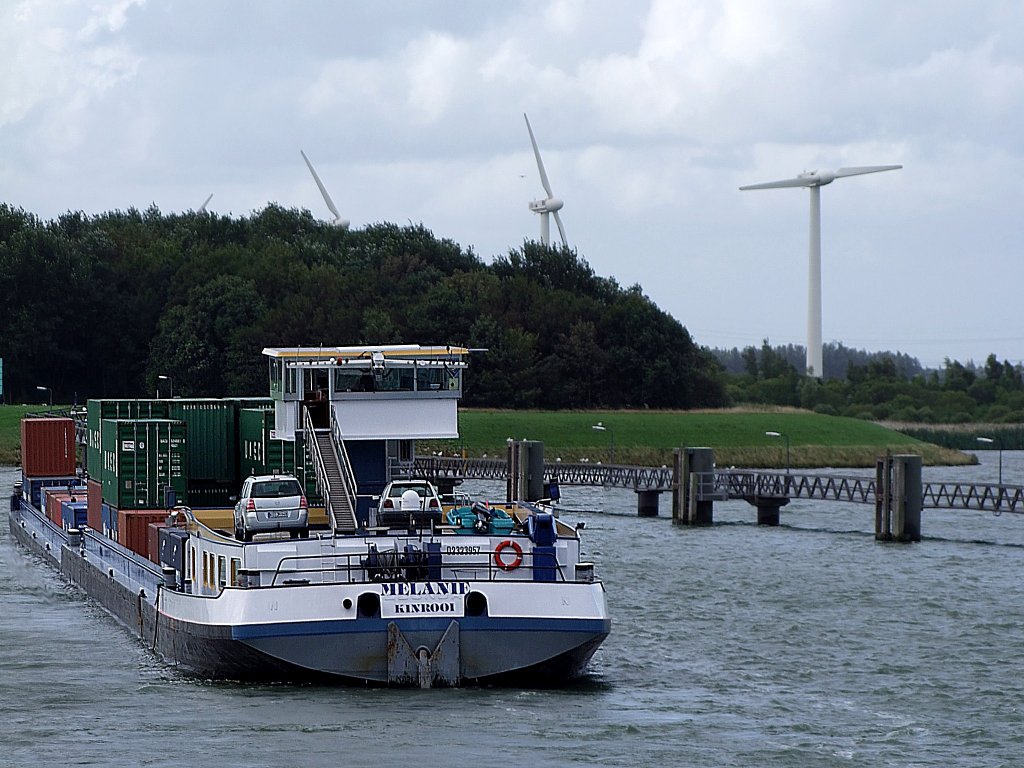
[387, 620, 460, 688]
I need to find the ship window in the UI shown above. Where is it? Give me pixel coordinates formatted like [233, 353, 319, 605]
[202, 552, 209, 588]
[285, 365, 298, 395]
[334, 369, 362, 392]
[218, 556, 227, 589]
[231, 558, 240, 586]
[416, 366, 442, 391]
[269, 359, 283, 396]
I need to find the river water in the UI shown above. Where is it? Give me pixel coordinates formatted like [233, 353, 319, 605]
[2, 456, 1022, 768]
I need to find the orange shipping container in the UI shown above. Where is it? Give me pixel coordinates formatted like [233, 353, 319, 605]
[87, 480, 103, 532]
[44, 490, 78, 526]
[21, 418, 77, 478]
[117, 510, 167, 557]
[147, 521, 168, 564]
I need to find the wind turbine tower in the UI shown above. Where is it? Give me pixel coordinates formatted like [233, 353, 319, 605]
[524, 113, 567, 248]
[301, 150, 350, 229]
[740, 165, 901, 378]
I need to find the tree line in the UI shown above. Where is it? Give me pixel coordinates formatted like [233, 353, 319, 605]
[4, 202, 1017, 425]
[714, 341, 923, 380]
[725, 339, 1024, 425]
[0, 203, 724, 409]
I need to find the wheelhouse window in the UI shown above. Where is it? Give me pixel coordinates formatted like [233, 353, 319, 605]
[269, 359, 284, 397]
[416, 366, 443, 391]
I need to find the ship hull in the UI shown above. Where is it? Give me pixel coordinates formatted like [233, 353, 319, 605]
[9, 501, 609, 686]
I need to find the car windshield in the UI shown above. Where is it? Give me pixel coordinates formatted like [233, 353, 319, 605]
[252, 480, 302, 498]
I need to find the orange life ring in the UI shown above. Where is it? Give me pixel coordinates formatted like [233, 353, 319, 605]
[494, 539, 523, 571]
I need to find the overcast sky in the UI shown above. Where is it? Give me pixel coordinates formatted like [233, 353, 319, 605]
[3, 1, 1023, 368]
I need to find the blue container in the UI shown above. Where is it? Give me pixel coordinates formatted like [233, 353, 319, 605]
[61, 500, 88, 530]
[532, 545, 558, 582]
[24, 475, 83, 508]
[101, 503, 118, 539]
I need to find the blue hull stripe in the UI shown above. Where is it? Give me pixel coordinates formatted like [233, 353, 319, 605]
[231, 616, 611, 640]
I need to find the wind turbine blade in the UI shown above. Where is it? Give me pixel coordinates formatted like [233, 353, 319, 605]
[300, 149, 341, 221]
[198, 193, 213, 213]
[524, 113, 554, 197]
[834, 165, 902, 178]
[739, 177, 813, 191]
[553, 210, 568, 248]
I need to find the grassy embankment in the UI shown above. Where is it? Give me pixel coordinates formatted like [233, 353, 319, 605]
[423, 408, 973, 468]
[0, 405, 37, 466]
[2, 404, 972, 468]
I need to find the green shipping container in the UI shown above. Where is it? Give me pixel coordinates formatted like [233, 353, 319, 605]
[187, 479, 237, 508]
[167, 399, 237, 483]
[101, 419, 188, 510]
[231, 397, 274, 411]
[86, 400, 171, 480]
[237, 408, 321, 504]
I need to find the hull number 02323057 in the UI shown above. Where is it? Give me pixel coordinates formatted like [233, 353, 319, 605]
[445, 545, 480, 555]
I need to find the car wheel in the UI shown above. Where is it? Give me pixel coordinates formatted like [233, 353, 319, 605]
[235, 528, 244, 541]
[300, 528, 309, 539]
[243, 530, 253, 542]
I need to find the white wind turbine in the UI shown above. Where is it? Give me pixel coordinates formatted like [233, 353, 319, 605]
[524, 113, 567, 248]
[198, 193, 213, 213]
[300, 149, 350, 228]
[740, 164, 901, 378]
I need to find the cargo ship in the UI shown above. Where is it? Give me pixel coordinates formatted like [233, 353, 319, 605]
[8, 344, 610, 686]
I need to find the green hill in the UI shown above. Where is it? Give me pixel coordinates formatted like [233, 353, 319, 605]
[424, 408, 972, 468]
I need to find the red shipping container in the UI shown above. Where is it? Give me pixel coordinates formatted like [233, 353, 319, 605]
[117, 510, 167, 558]
[147, 521, 168, 564]
[21, 418, 76, 478]
[86, 480, 103, 531]
[44, 490, 78, 526]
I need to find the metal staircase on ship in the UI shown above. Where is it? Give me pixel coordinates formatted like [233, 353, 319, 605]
[303, 407, 359, 534]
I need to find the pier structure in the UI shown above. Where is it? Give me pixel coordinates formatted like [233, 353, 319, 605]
[414, 446, 1020, 540]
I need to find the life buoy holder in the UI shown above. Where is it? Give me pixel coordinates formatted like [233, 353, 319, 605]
[494, 539, 523, 571]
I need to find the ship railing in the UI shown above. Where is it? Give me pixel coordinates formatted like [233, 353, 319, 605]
[303, 407, 337, 530]
[388, 458, 418, 480]
[80, 526, 163, 587]
[328, 407, 359, 527]
[262, 547, 572, 587]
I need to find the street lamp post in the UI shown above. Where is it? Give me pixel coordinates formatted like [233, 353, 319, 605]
[592, 422, 615, 465]
[765, 431, 790, 475]
[977, 436, 1003, 486]
[158, 375, 173, 399]
[35, 385, 52, 407]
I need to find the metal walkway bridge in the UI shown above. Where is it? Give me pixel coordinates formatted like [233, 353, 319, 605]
[413, 456, 1024, 516]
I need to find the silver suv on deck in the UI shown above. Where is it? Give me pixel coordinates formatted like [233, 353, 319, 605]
[234, 474, 309, 541]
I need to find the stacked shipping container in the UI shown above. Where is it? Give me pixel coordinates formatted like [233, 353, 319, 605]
[167, 399, 237, 506]
[238, 407, 320, 504]
[21, 418, 76, 478]
[116, 509, 168, 556]
[101, 419, 187, 509]
[86, 400, 169, 476]
[86, 479, 103, 531]
[20, 417, 81, 517]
